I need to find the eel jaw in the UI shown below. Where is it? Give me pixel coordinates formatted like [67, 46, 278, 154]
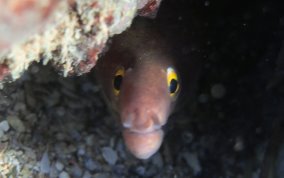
[122, 129, 164, 159]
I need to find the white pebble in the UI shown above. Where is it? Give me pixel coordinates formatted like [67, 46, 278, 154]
[0, 120, 9, 132]
[59, 171, 70, 178]
[55, 161, 64, 171]
[102, 147, 118, 165]
[77, 145, 86, 156]
[211, 84, 226, 99]
[40, 151, 50, 174]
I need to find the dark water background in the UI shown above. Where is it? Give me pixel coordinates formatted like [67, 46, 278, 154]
[155, 0, 284, 177]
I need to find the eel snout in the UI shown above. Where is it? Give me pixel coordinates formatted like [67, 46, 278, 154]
[120, 99, 168, 159]
[123, 129, 164, 159]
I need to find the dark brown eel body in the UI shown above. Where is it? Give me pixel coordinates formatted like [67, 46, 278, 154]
[95, 18, 180, 159]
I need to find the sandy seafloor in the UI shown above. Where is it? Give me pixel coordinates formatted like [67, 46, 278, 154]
[1, 0, 284, 177]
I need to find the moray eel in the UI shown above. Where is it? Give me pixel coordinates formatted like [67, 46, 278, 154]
[95, 19, 180, 159]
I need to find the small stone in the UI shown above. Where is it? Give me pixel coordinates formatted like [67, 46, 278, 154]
[183, 152, 202, 176]
[211, 84, 226, 99]
[59, 171, 70, 178]
[82, 171, 92, 178]
[134, 166, 146, 176]
[102, 147, 118, 165]
[49, 163, 58, 178]
[85, 158, 99, 171]
[234, 137, 244, 151]
[70, 130, 82, 141]
[77, 145, 86, 156]
[0, 120, 9, 132]
[55, 161, 64, 171]
[85, 135, 95, 146]
[71, 164, 83, 177]
[40, 151, 50, 174]
[56, 107, 66, 116]
[7, 115, 25, 133]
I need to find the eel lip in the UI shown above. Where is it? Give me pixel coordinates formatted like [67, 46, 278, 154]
[122, 129, 164, 159]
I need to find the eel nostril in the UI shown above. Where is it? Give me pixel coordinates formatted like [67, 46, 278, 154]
[122, 119, 132, 128]
[122, 112, 135, 128]
[151, 113, 162, 126]
[153, 123, 161, 130]
[151, 114, 162, 130]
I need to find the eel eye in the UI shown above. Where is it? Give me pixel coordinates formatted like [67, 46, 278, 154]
[113, 67, 125, 96]
[167, 67, 180, 97]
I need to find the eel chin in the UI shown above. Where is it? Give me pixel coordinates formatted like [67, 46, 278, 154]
[122, 129, 164, 159]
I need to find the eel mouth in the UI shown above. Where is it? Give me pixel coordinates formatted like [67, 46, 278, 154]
[122, 129, 164, 159]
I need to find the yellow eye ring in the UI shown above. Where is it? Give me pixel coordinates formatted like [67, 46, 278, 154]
[113, 67, 125, 96]
[167, 67, 180, 97]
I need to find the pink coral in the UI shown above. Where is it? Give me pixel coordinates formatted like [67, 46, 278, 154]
[0, 0, 162, 85]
